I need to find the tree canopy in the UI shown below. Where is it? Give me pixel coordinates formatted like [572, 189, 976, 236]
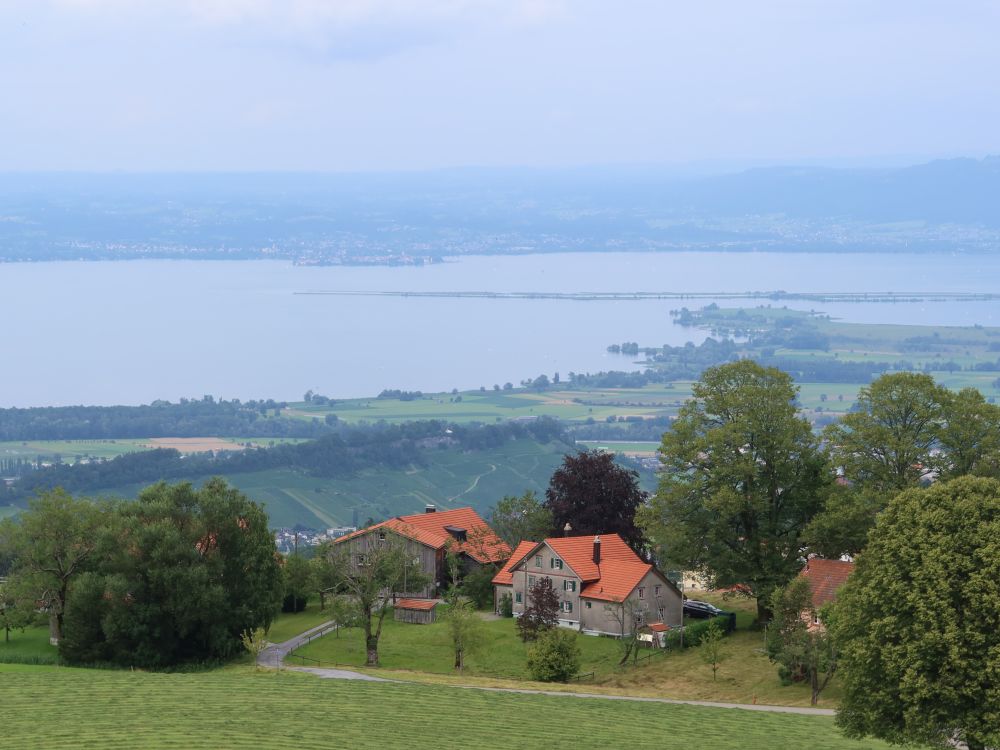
[833, 476, 1000, 750]
[640, 360, 831, 622]
[490, 490, 553, 549]
[59, 479, 283, 667]
[544, 449, 647, 554]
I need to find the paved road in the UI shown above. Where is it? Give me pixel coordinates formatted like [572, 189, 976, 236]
[260, 622, 834, 714]
[257, 620, 391, 682]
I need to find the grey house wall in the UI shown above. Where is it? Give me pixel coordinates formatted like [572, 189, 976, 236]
[338, 531, 441, 599]
[504, 542, 683, 637]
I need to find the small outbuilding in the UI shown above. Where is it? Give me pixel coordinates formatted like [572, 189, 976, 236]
[394, 598, 440, 624]
[637, 621, 671, 648]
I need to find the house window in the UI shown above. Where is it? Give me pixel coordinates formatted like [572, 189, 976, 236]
[563, 580, 576, 592]
[658, 607, 665, 619]
[528, 576, 536, 587]
[563, 601, 573, 613]
[655, 585, 661, 596]
[638, 587, 645, 599]
[585, 601, 592, 609]
[550, 558, 563, 570]
[377, 531, 386, 541]
[356, 554, 368, 566]
[535, 555, 542, 568]
[515, 592, 522, 604]
[634, 611, 644, 624]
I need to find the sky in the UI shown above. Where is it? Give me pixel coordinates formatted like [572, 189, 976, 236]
[1, 0, 998, 171]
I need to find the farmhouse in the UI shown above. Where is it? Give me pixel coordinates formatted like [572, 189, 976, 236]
[798, 557, 854, 630]
[333, 505, 510, 599]
[493, 533, 683, 637]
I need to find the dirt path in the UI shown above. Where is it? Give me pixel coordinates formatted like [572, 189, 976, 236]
[257, 620, 391, 682]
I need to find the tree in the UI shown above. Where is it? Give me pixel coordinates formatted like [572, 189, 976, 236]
[699, 619, 728, 681]
[0, 578, 35, 643]
[526, 628, 581, 682]
[310, 547, 341, 611]
[517, 577, 560, 642]
[545, 450, 647, 554]
[0, 488, 104, 644]
[640, 361, 831, 623]
[604, 598, 644, 665]
[59, 479, 284, 667]
[281, 554, 314, 613]
[322, 535, 427, 666]
[491, 491, 553, 549]
[327, 594, 359, 637]
[936, 387, 1000, 480]
[766, 577, 837, 705]
[240, 627, 267, 670]
[825, 372, 946, 496]
[833, 477, 1000, 750]
[460, 563, 499, 610]
[441, 594, 486, 671]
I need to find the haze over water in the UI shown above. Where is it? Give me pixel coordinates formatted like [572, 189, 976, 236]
[3, 251, 999, 408]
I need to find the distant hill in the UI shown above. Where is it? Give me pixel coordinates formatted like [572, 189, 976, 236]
[1, 157, 997, 261]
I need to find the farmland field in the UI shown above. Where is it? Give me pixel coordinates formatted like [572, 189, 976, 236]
[0, 437, 305, 465]
[85, 437, 573, 528]
[0, 666, 888, 749]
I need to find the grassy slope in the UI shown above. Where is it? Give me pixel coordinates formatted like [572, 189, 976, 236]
[86, 437, 572, 528]
[293, 615, 623, 680]
[0, 667, 888, 749]
[0, 626, 57, 664]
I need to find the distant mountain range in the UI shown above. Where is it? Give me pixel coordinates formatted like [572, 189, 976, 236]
[0, 156, 997, 262]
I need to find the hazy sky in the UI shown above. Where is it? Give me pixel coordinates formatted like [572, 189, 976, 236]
[1, 0, 998, 171]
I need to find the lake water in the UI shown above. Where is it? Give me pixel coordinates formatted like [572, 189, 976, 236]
[1, 252, 999, 407]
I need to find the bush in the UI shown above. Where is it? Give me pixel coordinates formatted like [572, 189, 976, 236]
[527, 628, 581, 683]
[663, 615, 733, 650]
[499, 593, 513, 618]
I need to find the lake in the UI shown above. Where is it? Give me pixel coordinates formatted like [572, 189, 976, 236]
[1, 251, 999, 407]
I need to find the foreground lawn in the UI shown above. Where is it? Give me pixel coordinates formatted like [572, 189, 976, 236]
[0, 667, 885, 749]
[293, 615, 622, 679]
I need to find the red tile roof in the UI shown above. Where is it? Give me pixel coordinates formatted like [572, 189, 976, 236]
[799, 558, 854, 608]
[498, 533, 675, 604]
[333, 507, 510, 564]
[394, 598, 439, 611]
[492, 540, 539, 586]
[646, 622, 670, 633]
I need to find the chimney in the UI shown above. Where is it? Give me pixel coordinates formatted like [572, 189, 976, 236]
[563, 522, 572, 537]
[425, 504, 436, 514]
[593, 535, 601, 564]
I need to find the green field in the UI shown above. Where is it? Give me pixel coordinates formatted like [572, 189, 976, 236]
[293, 614, 623, 680]
[0, 437, 305, 466]
[88, 437, 573, 528]
[0, 626, 57, 664]
[287, 384, 696, 425]
[0, 667, 887, 749]
[576, 440, 660, 455]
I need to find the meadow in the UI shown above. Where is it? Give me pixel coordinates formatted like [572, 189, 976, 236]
[0, 666, 888, 750]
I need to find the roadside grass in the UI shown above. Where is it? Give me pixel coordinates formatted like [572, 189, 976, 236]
[0, 625, 59, 665]
[0, 668, 887, 749]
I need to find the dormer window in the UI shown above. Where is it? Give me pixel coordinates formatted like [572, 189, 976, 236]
[444, 525, 467, 543]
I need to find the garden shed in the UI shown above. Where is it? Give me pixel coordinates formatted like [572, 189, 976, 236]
[394, 598, 440, 624]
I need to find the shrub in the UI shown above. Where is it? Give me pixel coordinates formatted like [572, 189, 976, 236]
[663, 615, 733, 650]
[527, 628, 581, 682]
[499, 593, 513, 618]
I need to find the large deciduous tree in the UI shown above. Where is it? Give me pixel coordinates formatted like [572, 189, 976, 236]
[490, 491, 553, 549]
[833, 476, 1000, 750]
[640, 360, 831, 623]
[322, 535, 428, 666]
[59, 478, 283, 667]
[545, 450, 647, 554]
[0, 489, 104, 644]
[825, 372, 946, 495]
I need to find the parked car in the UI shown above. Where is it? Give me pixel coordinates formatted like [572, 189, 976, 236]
[683, 600, 724, 619]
